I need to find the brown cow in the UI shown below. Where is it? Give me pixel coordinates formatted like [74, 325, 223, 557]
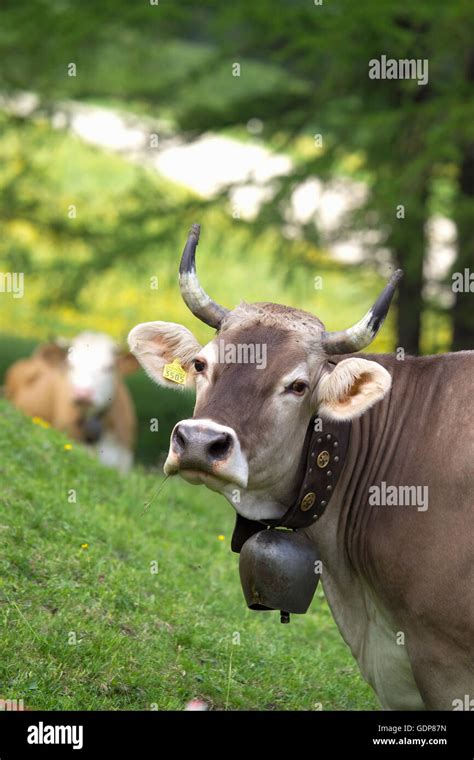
[128, 224, 474, 710]
[6, 332, 137, 472]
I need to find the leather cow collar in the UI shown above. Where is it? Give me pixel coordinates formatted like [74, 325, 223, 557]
[231, 415, 351, 553]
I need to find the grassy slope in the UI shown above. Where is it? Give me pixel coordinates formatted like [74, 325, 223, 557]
[0, 400, 377, 710]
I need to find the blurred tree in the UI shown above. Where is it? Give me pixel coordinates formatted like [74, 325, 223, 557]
[164, 0, 473, 354]
[451, 44, 474, 351]
[201, 0, 473, 354]
[1, 0, 473, 353]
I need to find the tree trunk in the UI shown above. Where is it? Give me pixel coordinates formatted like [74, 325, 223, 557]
[452, 144, 474, 351]
[390, 183, 429, 355]
[451, 47, 474, 351]
[396, 252, 425, 355]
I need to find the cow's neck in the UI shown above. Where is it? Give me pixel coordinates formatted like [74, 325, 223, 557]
[303, 355, 425, 709]
[311, 353, 430, 579]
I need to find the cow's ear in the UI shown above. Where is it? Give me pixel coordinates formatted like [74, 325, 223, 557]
[316, 357, 391, 421]
[35, 342, 68, 365]
[128, 321, 201, 390]
[117, 351, 140, 376]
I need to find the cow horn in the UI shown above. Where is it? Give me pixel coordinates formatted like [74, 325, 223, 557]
[321, 269, 403, 354]
[179, 224, 229, 329]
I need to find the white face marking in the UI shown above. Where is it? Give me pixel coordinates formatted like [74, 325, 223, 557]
[67, 332, 118, 411]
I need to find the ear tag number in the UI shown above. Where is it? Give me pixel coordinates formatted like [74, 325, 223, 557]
[163, 359, 187, 385]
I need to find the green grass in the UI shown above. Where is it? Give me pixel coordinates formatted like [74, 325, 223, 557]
[0, 399, 377, 710]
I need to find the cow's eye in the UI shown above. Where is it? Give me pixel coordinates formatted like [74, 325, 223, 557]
[193, 359, 207, 373]
[286, 380, 308, 396]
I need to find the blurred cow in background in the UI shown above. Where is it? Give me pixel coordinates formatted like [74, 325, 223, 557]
[5, 332, 138, 473]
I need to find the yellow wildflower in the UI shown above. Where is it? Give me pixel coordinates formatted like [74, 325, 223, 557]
[32, 416, 50, 429]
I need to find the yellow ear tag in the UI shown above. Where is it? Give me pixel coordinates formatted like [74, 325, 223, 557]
[163, 359, 187, 385]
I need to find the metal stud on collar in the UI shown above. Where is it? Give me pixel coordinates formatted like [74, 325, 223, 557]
[300, 492, 316, 511]
[317, 450, 330, 468]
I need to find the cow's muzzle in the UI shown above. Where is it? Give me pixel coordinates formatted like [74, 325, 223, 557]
[164, 418, 248, 488]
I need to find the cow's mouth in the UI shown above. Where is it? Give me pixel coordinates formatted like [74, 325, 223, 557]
[165, 461, 248, 490]
[181, 468, 234, 486]
[74, 398, 94, 408]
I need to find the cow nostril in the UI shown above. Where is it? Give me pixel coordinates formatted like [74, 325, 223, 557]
[173, 427, 187, 453]
[173, 425, 234, 466]
[208, 433, 233, 461]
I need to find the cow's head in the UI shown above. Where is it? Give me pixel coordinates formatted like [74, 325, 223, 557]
[37, 332, 137, 412]
[129, 225, 400, 521]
